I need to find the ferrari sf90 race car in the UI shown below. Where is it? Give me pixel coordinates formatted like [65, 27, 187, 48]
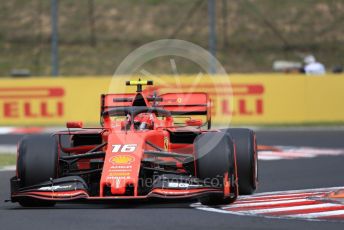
[10, 80, 258, 207]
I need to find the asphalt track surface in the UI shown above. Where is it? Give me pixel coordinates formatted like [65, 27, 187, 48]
[1, 130, 344, 230]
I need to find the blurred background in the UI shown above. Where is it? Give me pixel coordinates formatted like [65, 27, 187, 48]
[0, 0, 343, 127]
[1, 0, 344, 76]
[0, 0, 344, 129]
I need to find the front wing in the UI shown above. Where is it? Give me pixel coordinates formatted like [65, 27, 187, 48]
[10, 174, 226, 202]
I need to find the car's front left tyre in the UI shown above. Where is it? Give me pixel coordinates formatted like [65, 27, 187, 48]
[194, 132, 238, 205]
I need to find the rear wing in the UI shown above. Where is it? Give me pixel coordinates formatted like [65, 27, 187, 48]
[101, 93, 135, 113]
[100, 92, 211, 127]
[156, 93, 209, 115]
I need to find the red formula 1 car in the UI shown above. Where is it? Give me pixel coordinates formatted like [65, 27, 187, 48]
[10, 80, 258, 207]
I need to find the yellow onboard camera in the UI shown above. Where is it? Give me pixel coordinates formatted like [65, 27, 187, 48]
[126, 79, 153, 92]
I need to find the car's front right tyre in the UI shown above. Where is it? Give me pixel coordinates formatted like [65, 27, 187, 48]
[17, 134, 59, 207]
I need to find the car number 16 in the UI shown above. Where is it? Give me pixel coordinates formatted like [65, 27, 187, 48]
[111, 144, 137, 153]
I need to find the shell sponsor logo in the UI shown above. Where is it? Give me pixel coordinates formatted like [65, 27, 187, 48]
[110, 155, 135, 164]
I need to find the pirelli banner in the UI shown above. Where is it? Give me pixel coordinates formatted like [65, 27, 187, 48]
[0, 74, 344, 126]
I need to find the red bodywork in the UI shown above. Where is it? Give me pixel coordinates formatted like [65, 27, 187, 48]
[11, 82, 235, 202]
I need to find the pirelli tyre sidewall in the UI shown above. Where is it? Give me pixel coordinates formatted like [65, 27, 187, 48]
[225, 128, 258, 195]
[194, 132, 237, 205]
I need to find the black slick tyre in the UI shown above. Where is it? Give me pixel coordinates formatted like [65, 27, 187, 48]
[17, 134, 59, 207]
[225, 128, 258, 195]
[195, 132, 237, 205]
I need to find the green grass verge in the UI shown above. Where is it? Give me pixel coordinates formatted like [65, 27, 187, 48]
[0, 154, 16, 167]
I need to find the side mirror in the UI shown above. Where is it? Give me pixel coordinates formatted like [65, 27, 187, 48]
[66, 121, 83, 129]
[185, 119, 202, 127]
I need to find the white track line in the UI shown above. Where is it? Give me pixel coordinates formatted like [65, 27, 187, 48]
[235, 192, 321, 201]
[287, 210, 344, 219]
[258, 156, 284, 160]
[226, 198, 310, 208]
[0, 165, 16, 171]
[241, 187, 344, 196]
[233, 194, 321, 205]
[245, 203, 341, 214]
[258, 146, 344, 161]
[0, 145, 16, 154]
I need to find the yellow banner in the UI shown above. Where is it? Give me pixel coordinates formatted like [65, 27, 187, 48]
[0, 74, 343, 126]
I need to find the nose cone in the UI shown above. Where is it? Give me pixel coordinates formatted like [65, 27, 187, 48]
[100, 132, 145, 197]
